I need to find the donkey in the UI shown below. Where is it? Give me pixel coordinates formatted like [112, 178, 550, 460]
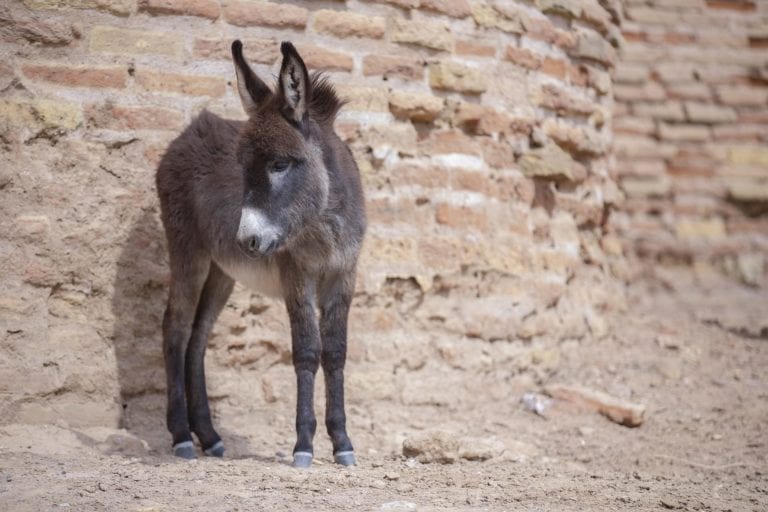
[155, 40, 366, 467]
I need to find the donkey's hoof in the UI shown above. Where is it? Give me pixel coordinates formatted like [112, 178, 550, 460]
[292, 451, 313, 468]
[334, 450, 356, 466]
[203, 440, 225, 457]
[173, 441, 197, 459]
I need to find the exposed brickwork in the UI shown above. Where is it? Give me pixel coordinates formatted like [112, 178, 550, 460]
[613, 0, 768, 285]
[0, 0, 625, 429]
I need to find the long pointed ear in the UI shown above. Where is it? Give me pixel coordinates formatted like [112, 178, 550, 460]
[278, 41, 310, 124]
[231, 40, 271, 115]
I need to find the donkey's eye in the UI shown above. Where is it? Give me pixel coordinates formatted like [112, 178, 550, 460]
[271, 160, 291, 173]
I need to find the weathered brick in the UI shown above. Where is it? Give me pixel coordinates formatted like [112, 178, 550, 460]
[368, 197, 428, 225]
[675, 218, 726, 239]
[480, 138, 518, 169]
[627, 6, 680, 24]
[2, 7, 78, 45]
[135, 69, 226, 97]
[622, 176, 672, 198]
[389, 91, 444, 122]
[614, 116, 656, 135]
[520, 143, 577, 181]
[614, 135, 677, 159]
[367, 0, 417, 7]
[90, 26, 182, 57]
[695, 29, 746, 48]
[24, 0, 133, 16]
[419, 129, 482, 156]
[193, 37, 278, 63]
[313, 10, 385, 39]
[359, 123, 418, 157]
[138, 0, 220, 19]
[336, 86, 390, 112]
[536, 84, 595, 116]
[727, 179, 768, 202]
[429, 61, 487, 94]
[685, 102, 737, 123]
[538, 0, 582, 17]
[524, 18, 577, 49]
[86, 103, 184, 130]
[633, 101, 685, 121]
[696, 64, 749, 84]
[705, 0, 756, 11]
[454, 103, 513, 136]
[505, 46, 541, 70]
[22, 63, 127, 88]
[421, 0, 471, 18]
[658, 123, 711, 142]
[452, 168, 493, 195]
[568, 63, 589, 87]
[728, 146, 768, 166]
[614, 63, 649, 84]
[571, 26, 616, 65]
[362, 235, 417, 267]
[222, 0, 307, 29]
[455, 40, 496, 57]
[0, 98, 81, 133]
[472, 1, 526, 33]
[362, 55, 424, 81]
[587, 66, 611, 94]
[435, 203, 489, 231]
[712, 124, 765, 141]
[390, 162, 447, 189]
[542, 118, 606, 156]
[662, 32, 696, 45]
[667, 83, 711, 101]
[541, 57, 567, 80]
[417, 237, 463, 275]
[654, 62, 696, 83]
[297, 45, 353, 72]
[716, 85, 768, 106]
[614, 82, 666, 102]
[617, 159, 667, 177]
[390, 18, 452, 51]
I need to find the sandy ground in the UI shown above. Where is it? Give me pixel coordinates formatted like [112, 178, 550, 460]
[1, 270, 766, 511]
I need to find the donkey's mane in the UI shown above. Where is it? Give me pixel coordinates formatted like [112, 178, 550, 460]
[309, 73, 345, 124]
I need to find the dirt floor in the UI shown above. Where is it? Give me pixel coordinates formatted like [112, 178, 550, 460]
[1, 269, 766, 511]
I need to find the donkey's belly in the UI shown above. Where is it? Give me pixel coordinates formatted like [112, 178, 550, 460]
[216, 258, 283, 298]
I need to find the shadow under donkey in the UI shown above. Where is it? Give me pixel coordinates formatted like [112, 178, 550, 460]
[111, 209, 259, 458]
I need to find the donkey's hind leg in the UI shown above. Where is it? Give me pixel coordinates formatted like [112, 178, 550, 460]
[185, 262, 234, 457]
[163, 255, 210, 459]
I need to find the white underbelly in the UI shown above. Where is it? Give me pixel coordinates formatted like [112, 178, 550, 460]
[217, 258, 283, 298]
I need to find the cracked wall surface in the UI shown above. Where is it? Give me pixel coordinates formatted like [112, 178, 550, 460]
[0, 0, 625, 430]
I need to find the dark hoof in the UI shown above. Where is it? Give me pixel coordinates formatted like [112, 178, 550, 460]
[173, 441, 197, 459]
[292, 451, 313, 468]
[204, 440, 225, 457]
[334, 450, 356, 466]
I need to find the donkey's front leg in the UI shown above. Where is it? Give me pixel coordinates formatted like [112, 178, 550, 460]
[284, 278, 321, 468]
[162, 258, 209, 459]
[319, 275, 355, 466]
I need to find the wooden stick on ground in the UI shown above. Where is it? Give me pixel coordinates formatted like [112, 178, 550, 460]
[545, 384, 646, 427]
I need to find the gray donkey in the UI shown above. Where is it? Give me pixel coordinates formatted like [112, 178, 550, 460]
[155, 40, 366, 467]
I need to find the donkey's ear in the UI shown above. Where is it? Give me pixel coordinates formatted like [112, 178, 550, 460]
[277, 41, 310, 125]
[231, 40, 271, 115]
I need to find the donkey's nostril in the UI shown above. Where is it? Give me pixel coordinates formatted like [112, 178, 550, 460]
[248, 235, 260, 252]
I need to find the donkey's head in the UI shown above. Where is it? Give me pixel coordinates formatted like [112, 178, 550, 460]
[231, 40, 341, 258]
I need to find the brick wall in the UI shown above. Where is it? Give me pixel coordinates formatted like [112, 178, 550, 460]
[0, 0, 624, 431]
[612, 0, 768, 286]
